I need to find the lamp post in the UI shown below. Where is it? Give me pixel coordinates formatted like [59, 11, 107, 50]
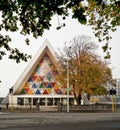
[67, 56, 69, 112]
[66, 46, 71, 113]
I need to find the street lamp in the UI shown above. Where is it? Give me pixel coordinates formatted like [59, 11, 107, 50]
[67, 57, 69, 112]
[67, 46, 71, 113]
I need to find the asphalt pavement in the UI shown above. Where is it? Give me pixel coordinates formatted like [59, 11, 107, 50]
[0, 112, 120, 130]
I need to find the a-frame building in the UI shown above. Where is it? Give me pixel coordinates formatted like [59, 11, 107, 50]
[9, 39, 74, 107]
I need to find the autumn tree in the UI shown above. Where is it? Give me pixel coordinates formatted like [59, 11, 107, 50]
[0, 0, 120, 62]
[87, 0, 120, 58]
[57, 35, 112, 105]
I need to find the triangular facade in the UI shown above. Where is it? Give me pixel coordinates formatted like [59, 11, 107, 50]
[14, 39, 66, 96]
[7, 39, 74, 107]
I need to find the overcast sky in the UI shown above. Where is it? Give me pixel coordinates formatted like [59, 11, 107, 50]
[0, 15, 120, 97]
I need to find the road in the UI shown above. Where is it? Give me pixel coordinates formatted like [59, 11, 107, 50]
[0, 112, 120, 130]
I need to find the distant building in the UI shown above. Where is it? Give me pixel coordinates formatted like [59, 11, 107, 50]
[106, 81, 116, 94]
[0, 98, 4, 104]
[116, 79, 120, 98]
[7, 40, 74, 108]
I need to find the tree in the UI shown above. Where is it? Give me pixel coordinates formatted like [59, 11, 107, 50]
[0, 0, 120, 62]
[57, 35, 112, 105]
[87, 0, 120, 58]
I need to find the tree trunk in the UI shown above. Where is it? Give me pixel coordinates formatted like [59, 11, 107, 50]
[74, 93, 82, 105]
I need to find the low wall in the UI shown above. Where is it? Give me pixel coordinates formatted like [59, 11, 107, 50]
[0, 103, 120, 112]
[61, 104, 120, 112]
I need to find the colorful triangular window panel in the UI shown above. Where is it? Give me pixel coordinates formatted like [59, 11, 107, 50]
[43, 82, 48, 87]
[40, 76, 44, 80]
[28, 89, 33, 94]
[32, 83, 37, 88]
[32, 76, 37, 81]
[46, 83, 52, 88]
[28, 77, 33, 82]
[24, 88, 30, 93]
[46, 88, 52, 94]
[35, 89, 41, 94]
[54, 89, 59, 94]
[50, 82, 56, 87]
[47, 75, 52, 81]
[39, 83, 45, 88]
[54, 84, 60, 89]
[43, 89, 49, 94]
[35, 76, 41, 82]
[57, 89, 63, 94]
[24, 83, 29, 88]
[20, 89, 25, 94]
[47, 71, 52, 75]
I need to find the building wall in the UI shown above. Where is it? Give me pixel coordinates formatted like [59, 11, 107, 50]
[8, 41, 75, 107]
[116, 79, 120, 98]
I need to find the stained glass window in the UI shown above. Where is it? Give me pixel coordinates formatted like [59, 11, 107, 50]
[20, 54, 67, 95]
